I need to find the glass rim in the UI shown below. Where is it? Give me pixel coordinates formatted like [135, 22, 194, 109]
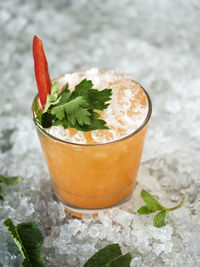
[32, 84, 152, 147]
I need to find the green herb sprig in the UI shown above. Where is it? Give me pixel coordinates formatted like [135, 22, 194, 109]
[0, 174, 22, 200]
[137, 189, 185, 227]
[4, 218, 131, 267]
[84, 244, 132, 267]
[4, 218, 44, 267]
[34, 79, 112, 131]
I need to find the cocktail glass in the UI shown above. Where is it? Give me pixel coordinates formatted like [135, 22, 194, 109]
[32, 76, 152, 217]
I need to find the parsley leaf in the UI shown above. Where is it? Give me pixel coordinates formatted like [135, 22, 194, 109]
[4, 218, 44, 267]
[51, 96, 91, 126]
[84, 244, 132, 267]
[71, 79, 112, 110]
[0, 174, 22, 200]
[137, 189, 185, 228]
[73, 79, 93, 98]
[34, 79, 112, 132]
[33, 98, 42, 125]
[86, 88, 112, 110]
[43, 81, 61, 113]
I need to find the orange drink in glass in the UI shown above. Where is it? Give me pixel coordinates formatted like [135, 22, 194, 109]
[32, 70, 152, 217]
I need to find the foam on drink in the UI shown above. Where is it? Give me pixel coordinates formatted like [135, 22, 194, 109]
[46, 69, 148, 144]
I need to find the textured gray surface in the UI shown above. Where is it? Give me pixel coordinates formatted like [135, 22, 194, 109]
[0, 0, 200, 266]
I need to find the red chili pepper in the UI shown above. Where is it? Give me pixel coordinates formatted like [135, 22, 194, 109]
[32, 35, 51, 109]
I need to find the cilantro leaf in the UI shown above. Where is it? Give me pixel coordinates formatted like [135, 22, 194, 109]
[72, 79, 93, 98]
[51, 96, 91, 126]
[33, 98, 42, 125]
[43, 82, 61, 113]
[61, 83, 70, 93]
[75, 118, 109, 131]
[72, 79, 112, 110]
[87, 88, 112, 110]
[84, 244, 132, 267]
[4, 218, 44, 267]
[35, 79, 112, 131]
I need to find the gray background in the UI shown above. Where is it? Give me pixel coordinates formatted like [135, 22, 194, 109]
[0, 0, 200, 266]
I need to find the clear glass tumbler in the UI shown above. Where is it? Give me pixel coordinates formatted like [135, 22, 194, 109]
[32, 78, 152, 217]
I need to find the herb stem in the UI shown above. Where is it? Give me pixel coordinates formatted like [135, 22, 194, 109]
[166, 196, 185, 211]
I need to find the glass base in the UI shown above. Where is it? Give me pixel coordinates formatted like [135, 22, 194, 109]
[55, 192, 132, 218]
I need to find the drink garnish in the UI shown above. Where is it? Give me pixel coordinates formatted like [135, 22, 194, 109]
[33, 35, 51, 109]
[0, 174, 22, 200]
[34, 79, 112, 131]
[84, 243, 132, 267]
[4, 218, 45, 267]
[137, 189, 185, 227]
[33, 36, 112, 132]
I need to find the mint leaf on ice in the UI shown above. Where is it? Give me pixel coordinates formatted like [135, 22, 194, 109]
[84, 244, 132, 267]
[137, 189, 185, 228]
[4, 218, 44, 267]
[0, 174, 22, 200]
[137, 205, 157, 215]
[0, 174, 22, 186]
[153, 210, 167, 227]
[140, 189, 164, 211]
[104, 253, 132, 267]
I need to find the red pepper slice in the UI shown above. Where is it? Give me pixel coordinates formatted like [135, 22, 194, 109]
[32, 35, 51, 109]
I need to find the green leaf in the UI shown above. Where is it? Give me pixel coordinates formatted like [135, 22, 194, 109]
[138, 189, 185, 228]
[75, 118, 109, 132]
[141, 189, 164, 211]
[51, 96, 91, 126]
[61, 120, 69, 129]
[87, 88, 112, 110]
[54, 84, 72, 107]
[61, 83, 70, 94]
[84, 244, 122, 267]
[73, 79, 93, 98]
[104, 253, 132, 267]
[37, 79, 112, 132]
[4, 219, 29, 263]
[137, 205, 157, 214]
[71, 110, 108, 132]
[0, 174, 22, 186]
[4, 218, 44, 267]
[72, 79, 112, 110]
[43, 82, 61, 113]
[33, 98, 42, 125]
[153, 210, 167, 227]
[0, 185, 3, 200]
[33, 98, 38, 112]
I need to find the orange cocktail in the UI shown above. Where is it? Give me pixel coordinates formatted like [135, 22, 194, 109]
[32, 69, 152, 216]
